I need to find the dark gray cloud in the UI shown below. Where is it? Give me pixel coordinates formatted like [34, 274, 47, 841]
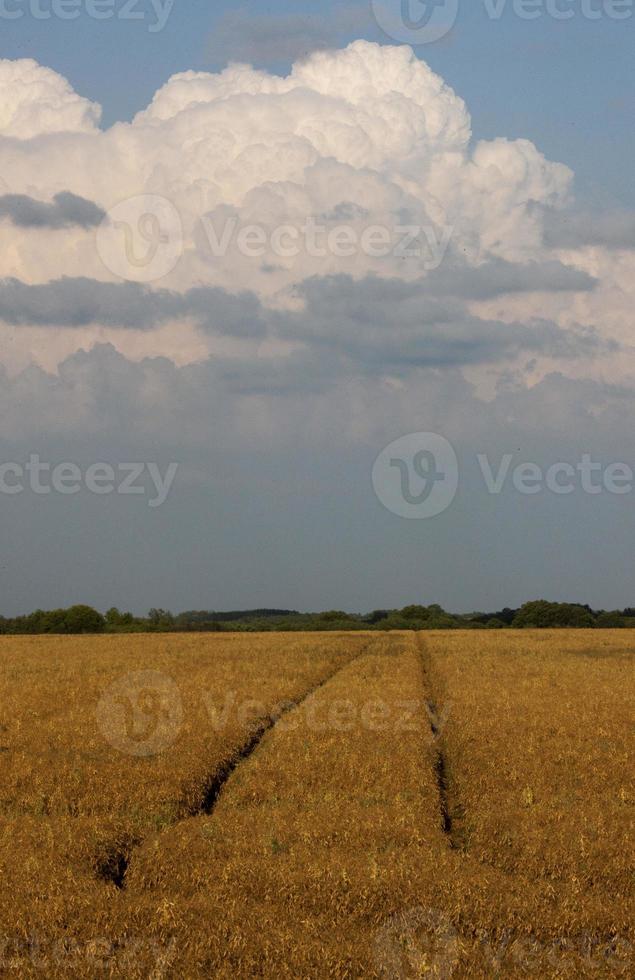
[279, 274, 610, 371]
[425, 258, 597, 300]
[0, 267, 610, 375]
[0, 340, 631, 452]
[207, 6, 373, 66]
[0, 277, 266, 337]
[0, 192, 105, 230]
[544, 209, 635, 250]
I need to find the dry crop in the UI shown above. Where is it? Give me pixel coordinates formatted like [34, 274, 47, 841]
[0, 629, 631, 977]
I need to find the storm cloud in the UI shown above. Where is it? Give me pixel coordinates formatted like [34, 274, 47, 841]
[0, 192, 105, 229]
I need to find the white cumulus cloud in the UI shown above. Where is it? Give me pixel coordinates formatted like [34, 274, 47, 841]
[0, 59, 101, 139]
[0, 39, 630, 410]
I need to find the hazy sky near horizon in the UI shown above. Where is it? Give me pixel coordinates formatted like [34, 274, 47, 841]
[0, 1, 634, 615]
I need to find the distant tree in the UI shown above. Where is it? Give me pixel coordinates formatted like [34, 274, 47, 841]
[470, 607, 517, 626]
[148, 608, 174, 628]
[513, 601, 594, 629]
[62, 605, 105, 633]
[105, 606, 135, 631]
[426, 604, 445, 616]
[22, 605, 105, 634]
[421, 612, 459, 630]
[595, 611, 626, 628]
[495, 607, 518, 626]
[377, 604, 457, 631]
[317, 610, 356, 622]
[105, 607, 134, 628]
[400, 605, 431, 621]
[365, 609, 390, 624]
[39, 609, 68, 633]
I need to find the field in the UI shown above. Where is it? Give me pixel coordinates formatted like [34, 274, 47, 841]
[0, 630, 632, 977]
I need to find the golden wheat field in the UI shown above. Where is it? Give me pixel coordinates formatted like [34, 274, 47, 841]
[0, 630, 632, 978]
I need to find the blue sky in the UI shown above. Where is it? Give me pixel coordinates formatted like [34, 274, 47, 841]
[1, 1, 633, 206]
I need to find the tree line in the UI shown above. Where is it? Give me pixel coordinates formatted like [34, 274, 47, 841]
[1, 600, 634, 634]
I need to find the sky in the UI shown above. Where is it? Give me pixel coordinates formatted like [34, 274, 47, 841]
[0, 0, 634, 615]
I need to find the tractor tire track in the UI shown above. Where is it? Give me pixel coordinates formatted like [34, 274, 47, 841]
[98, 641, 374, 890]
[416, 634, 464, 850]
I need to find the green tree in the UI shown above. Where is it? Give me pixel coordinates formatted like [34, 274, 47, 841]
[595, 611, 625, 628]
[400, 605, 431, 621]
[62, 605, 105, 633]
[318, 610, 355, 622]
[148, 608, 175, 629]
[513, 601, 594, 629]
[105, 607, 134, 628]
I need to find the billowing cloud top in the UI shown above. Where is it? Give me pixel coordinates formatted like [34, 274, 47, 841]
[0, 41, 571, 277]
[0, 59, 101, 139]
[0, 41, 631, 446]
